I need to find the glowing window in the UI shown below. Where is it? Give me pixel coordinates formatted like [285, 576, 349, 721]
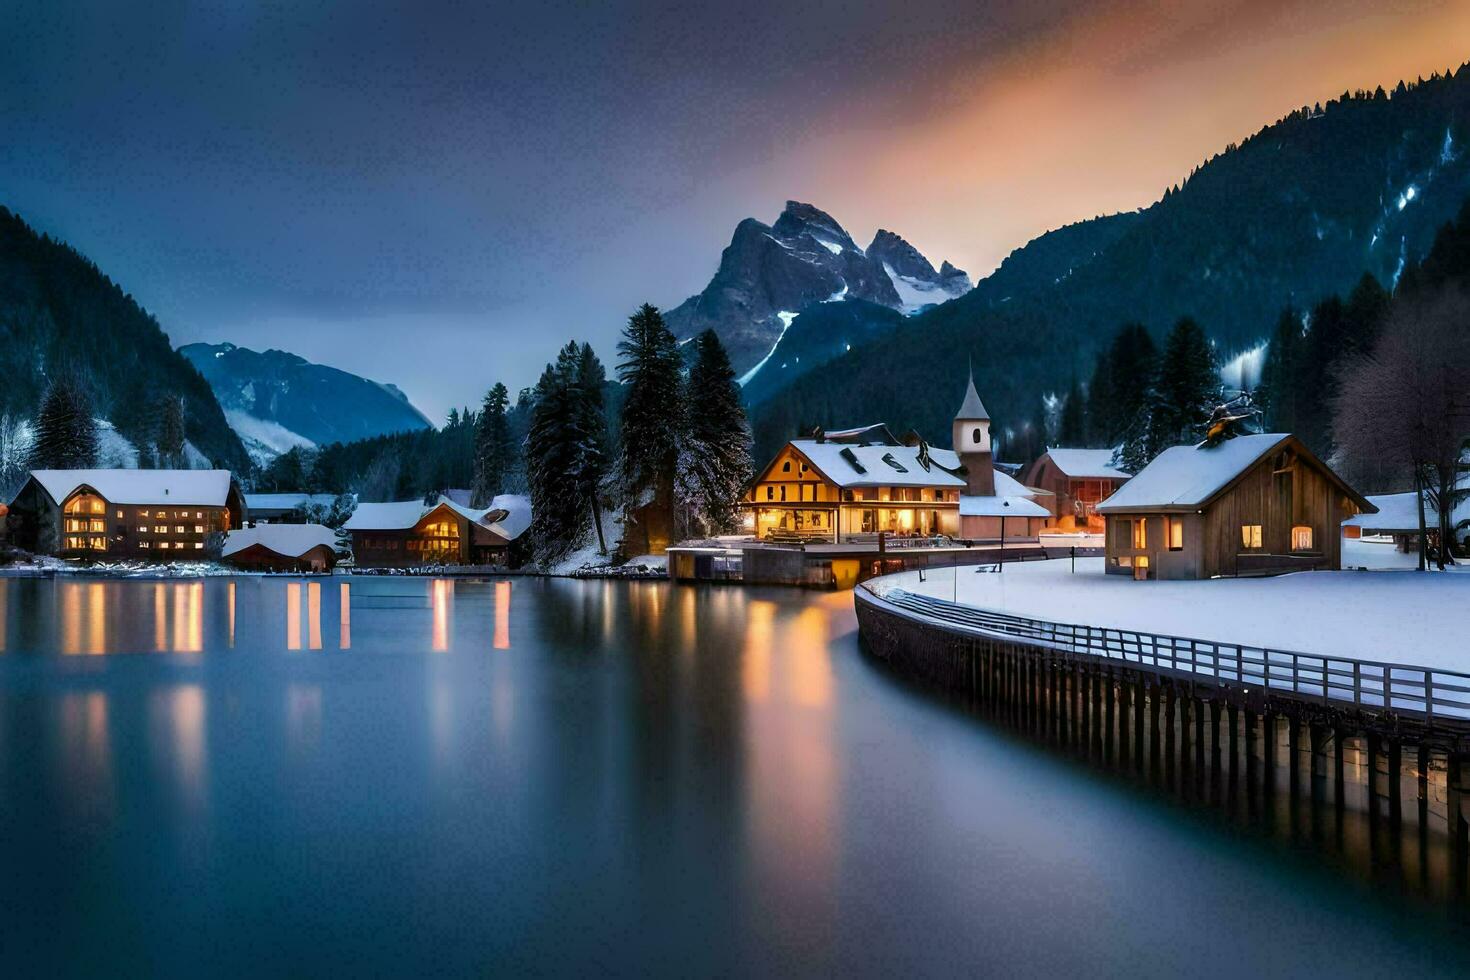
[158, 542, 170, 550]
[1241, 524, 1263, 549]
[194, 525, 204, 533]
[116, 510, 123, 519]
[1166, 518, 1183, 551]
[175, 525, 185, 534]
[140, 541, 150, 548]
[1291, 525, 1313, 551]
[89, 520, 105, 532]
[155, 525, 168, 534]
[1131, 519, 1146, 550]
[194, 542, 203, 550]
[1133, 556, 1150, 580]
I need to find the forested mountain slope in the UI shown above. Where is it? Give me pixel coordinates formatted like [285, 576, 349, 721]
[0, 207, 248, 469]
[750, 66, 1470, 462]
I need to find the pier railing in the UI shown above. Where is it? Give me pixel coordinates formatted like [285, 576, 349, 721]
[867, 586, 1470, 723]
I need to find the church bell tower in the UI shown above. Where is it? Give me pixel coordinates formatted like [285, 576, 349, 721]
[952, 371, 994, 496]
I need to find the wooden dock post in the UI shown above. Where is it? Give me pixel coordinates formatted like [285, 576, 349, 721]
[1387, 739, 1403, 830]
[1133, 676, 1146, 773]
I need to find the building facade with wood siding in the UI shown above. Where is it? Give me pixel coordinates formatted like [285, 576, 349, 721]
[7, 469, 246, 560]
[1096, 433, 1375, 580]
[343, 495, 530, 568]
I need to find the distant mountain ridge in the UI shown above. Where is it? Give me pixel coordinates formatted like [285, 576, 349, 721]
[749, 65, 1470, 462]
[179, 342, 433, 464]
[0, 206, 250, 470]
[665, 201, 970, 375]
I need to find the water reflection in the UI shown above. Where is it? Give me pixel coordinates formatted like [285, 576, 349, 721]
[493, 580, 511, 650]
[0, 576, 1462, 975]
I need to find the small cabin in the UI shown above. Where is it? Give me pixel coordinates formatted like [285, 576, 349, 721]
[222, 523, 342, 572]
[243, 492, 345, 524]
[1096, 433, 1374, 580]
[343, 494, 530, 568]
[7, 469, 246, 560]
[1023, 448, 1131, 532]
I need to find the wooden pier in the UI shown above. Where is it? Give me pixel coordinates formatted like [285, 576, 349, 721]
[855, 581, 1470, 900]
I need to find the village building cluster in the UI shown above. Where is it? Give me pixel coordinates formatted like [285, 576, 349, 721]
[0, 373, 1390, 582]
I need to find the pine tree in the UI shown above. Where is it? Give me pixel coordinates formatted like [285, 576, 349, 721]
[525, 344, 597, 565]
[29, 375, 98, 470]
[156, 394, 186, 468]
[1257, 306, 1303, 432]
[1146, 317, 1219, 456]
[680, 330, 753, 536]
[1100, 324, 1159, 467]
[571, 343, 610, 554]
[1057, 375, 1085, 446]
[616, 304, 684, 553]
[472, 382, 512, 507]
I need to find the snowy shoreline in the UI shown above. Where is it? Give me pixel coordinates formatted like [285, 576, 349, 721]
[871, 553, 1470, 671]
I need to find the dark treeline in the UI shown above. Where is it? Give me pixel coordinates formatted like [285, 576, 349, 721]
[253, 306, 752, 566]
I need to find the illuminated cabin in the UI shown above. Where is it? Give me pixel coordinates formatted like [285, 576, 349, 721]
[746, 424, 965, 542]
[222, 523, 342, 572]
[6, 469, 246, 560]
[1096, 433, 1375, 580]
[1023, 448, 1132, 532]
[343, 494, 531, 567]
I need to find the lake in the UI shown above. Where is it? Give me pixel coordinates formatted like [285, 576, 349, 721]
[0, 576, 1461, 976]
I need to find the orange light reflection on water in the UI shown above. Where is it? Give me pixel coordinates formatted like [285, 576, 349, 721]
[431, 579, 451, 652]
[493, 580, 511, 650]
[339, 582, 351, 649]
[286, 582, 302, 650]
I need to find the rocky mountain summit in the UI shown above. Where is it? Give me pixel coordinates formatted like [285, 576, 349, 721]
[664, 201, 969, 376]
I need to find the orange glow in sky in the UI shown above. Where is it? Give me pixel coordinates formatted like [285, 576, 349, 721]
[764, 1, 1470, 282]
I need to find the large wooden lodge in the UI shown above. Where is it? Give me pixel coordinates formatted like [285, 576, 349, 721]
[743, 376, 1050, 543]
[1096, 433, 1375, 579]
[7, 469, 246, 559]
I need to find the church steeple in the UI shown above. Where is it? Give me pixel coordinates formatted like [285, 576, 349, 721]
[952, 369, 995, 496]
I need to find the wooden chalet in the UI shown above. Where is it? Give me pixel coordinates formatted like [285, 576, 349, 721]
[343, 494, 530, 568]
[1023, 448, 1131, 532]
[1096, 433, 1375, 580]
[222, 523, 342, 572]
[7, 469, 246, 560]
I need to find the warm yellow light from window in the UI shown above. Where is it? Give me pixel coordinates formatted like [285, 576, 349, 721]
[1131, 519, 1146, 550]
[1241, 524, 1262, 549]
[1167, 518, 1183, 551]
[1291, 525, 1313, 550]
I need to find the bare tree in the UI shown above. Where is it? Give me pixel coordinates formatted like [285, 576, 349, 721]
[1334, 287, 1470, 569]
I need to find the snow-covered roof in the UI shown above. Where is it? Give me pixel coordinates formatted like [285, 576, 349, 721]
[245, 492, 340, 513]
[791, 440, 966, 488]
[959, 494, 1050, 518]
[342, 495, 531, 540]
[824, 423, 900, 445]
[1096, 434, 1292, 512]
[223, 523, 340, 558]
[482, 494, 532, 541]
[24, 469, 236, 507]
[1041, 448, 1131, 481]
[954, 374, 989, 421]
[1340, 491, 1461, 531]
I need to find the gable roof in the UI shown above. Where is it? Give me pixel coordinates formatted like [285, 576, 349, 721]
[787, 439, 966, 489]
[342, 495, 532, 541]
[24, 469, 236, 507]
[1041, 448, 1131, 480]
[1096, 434, 1375, 513]
[245, 492, 341, 513]
[223, 523, 340, 559]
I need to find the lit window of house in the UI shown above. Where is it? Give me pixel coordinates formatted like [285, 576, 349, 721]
[1291, 525, 1313, 551]
[158, 542, 171, 550]
[1131, 519, 1146, 550]
[1165, 517, 1183, 551]
[194, 525, 204, 533]
[194, 542, 203, 549]
[175, 525, 185, 534]
[140, 541, 150, 549]
[1240, 524, 1263, 549]
[89, 519, 105, 533]
[155, 525, 168, 534]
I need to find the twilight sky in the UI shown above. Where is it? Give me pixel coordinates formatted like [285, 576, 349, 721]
[4, 0, 1469, 424]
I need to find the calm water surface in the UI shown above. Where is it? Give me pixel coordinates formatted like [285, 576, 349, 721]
[0, 576, 1461, 976]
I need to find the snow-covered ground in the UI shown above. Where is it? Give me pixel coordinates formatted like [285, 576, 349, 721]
[873, 556, 1470, 671]
[1342, 536, 1422, 570]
